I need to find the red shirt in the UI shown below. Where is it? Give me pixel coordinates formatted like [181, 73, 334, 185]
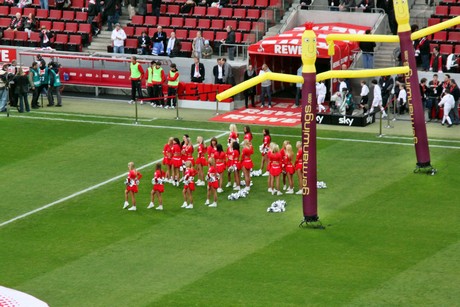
[241, 146, 254, 162]
[163, 143, 171, 158]
[268, 152, 282, 165]
[197, 143, 206, 159]
[207, 145, 216, 157]
[244, 132, 253, 142]
[295, 149, 302, 165]
[172, 144, 181, 156]
[184, 168, 197, 182]
[263, 135, 271, 148]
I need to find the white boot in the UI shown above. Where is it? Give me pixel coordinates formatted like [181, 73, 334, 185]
[123, 201, 130, 209]
[181, 201, 188, 208]
[128, 206, 137, 211]
[147, 202, 155, 209]
[156, 205, 163, 210]
[185, 204, 193, 209]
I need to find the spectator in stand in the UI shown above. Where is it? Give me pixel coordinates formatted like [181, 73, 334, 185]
[359, 29, 376, 69]
[202, 40, 213, 59]
[166, 63, 179, 109]
[192, 31, 205, 59]
[40, 0, 48, 10]
[180, 0, 198, 13]
[213, 58, 225, 84]
[328, 0, 339, 10]
[152, 0, 161, 18]
[7, 13, 24, 31]
[448, 79, 459, 125]
[221, 58, 234, 85]
[243, 64, 256, 108]
[152, 26, 167, 56]
[379, 0, 397, 34]
[136, 0, 147, 16]
[150, 61, 166, 108]
[84, 0, 100, 36]
[339, 0, 356, 11]
[415, 35, 430, 71]
[23, 13, 36, 38]
[379, 75, 394, 107]
[429, 46, 443, 73]
[356, 0, 373, 12]
[55, 0, 66, 10]
[111, 23, 127, 53]
[427, 73, 442, 121]
[129, 56, 144, 104]
[104, 0, 117, 31]
[190, 57, 205, 83]
[17, 0, 32, 8]
[47, 62, 63, 107]
[39, 26, 53, 48]
[138, 31, 151, 55]
[13, 68, 30, 113]
[4, 0, 17, 6]
[300, 0, 312, 10]
[166, 32, 182, 58]
[259, 64, 272, 108]
[221, 26, 236, 61]
[127, 0, 137, 20]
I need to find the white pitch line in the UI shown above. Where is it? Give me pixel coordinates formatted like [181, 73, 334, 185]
[0, 132, 228, 228]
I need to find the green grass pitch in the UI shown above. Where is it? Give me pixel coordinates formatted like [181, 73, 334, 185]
[1, 112, 459, 306]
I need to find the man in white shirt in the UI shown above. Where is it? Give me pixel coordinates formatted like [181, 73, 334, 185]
[369, 79, 387, 117]
[438, 88, 454, 127]
[397, 83, 407, 114]
[359, 80, 369, 115]
[259, 64, 272, 108]
[111, 23, 127, 54]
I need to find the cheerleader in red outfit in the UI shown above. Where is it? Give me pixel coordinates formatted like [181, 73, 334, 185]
[195, 136, 207, 186]
[213, 143, 226, 193]
[228, 124, 239, 147]
[181, 161, 197, 209]
[163, 137, 173, 182]
[182, 136, 194, 167]
[240, 139, 254, 191]
[284, 144, 295, 194]
[280, 140, 290, 191]
[205, 157, 219, 207]
[171, 137, 182, 187]
[148, 163, 165, 210]
[123, 162, 143, 211]
[207, 137, 218, 159]
[243, 125, 253, 143]
[295, 141, 303, 195]
[268, 143, 283, 195]
[231, 141, 242, 190]
[259, 128, 271, 176]
[225, 142, 235, 188]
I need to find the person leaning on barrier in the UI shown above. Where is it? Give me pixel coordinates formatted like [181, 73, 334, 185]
[356, 0, 373, 12]
[221, 26, 236, 61]
[339, 0, 356, 11]
[166, 63, 180, 109]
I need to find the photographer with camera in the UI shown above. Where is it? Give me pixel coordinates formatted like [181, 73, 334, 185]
[13, 67, 30, 113]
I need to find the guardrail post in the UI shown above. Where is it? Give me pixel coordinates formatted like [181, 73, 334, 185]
[134, 99, 139, 125]
[175, 93, 182, 120]
[215, 89, 220, 115]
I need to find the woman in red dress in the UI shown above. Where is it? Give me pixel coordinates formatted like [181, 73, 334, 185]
[240, 139, 254, 191]
[295, 141, 303, 195]
[182, 136, 194, 166]
[243, 125, 253, 143]
[213, 143, 226, 193]
[148, 163, 165, 210]
[162, 137, 173, 183]
[268, 143, 283, 195]
[280, 140, 290, 191]
[207, 137, 218, 159]
[260, 128, 271, 176]
[284, 144, 295, 194]
[123, 162, 143, 211]
[171, 137, 182, 187]
[228, 123, 239, 147]
[228, 141, 241, 190]
[195, 136, 207, 186]
[205, 157, 219, 207]
[182, 161, 197, 209]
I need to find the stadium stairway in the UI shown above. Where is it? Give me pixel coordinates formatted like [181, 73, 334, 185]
[410, 0, 435, 28]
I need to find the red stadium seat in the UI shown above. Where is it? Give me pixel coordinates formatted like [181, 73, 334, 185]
[72, 0, 85, 8]
[130, 15, 144, 26]
[0, 18, 11, 29]
[432, 31, 447, 42]
[233, 8, 247, 19]
[1, 30, 14, 45]
[135, 26, 148, 37]
[124, 26, 135, 37]
[253, 21, 265, 32]
[78, 23, 92, 45]
[0, 6, 9, 17]
[170, 17, 184, 28]
[53, 34, 68, 50]
[48, 9, 62, 21]
[75, 11, 88, 23]
[64, 22, 79, 34]
[68, 35, 83, 52]
[238, 20, 252, 32]
[39, 20, 52, 30]
[197, 19, 211, 29]
[439, 44, 453, 54]
[225, 19, 238, 30]
[193, 6, 206, 16]
[29, 31, 41, 47]
[124, 38, 139, 54]
[243, 33, 256, 44]
[434, 5, 449, 16]
[145, 16, 157, 26]
[202, 30, 215, 41]
[455, 44, 460, 54]
[449, 6, 460, 16]
[207, 7, 219, 18]
[9, 7, 22, 17]
[241, 0, 255, 7]
[181, 41, 192, 53]
[162, 27, 173, 37]
[158, 16, 171, 27]
[235, 31, 242, 43]
[35, 8, 48, 19]
[215, 31, 227, 41]
[167, 4, 180, 15]
[175, 29, 188, 40]
[246, 8, 261, 20]
[220, 7, 233, 18]
[188, 29, 198, 40]
[23, 7, 35, 17]
[255, 0, 269, 7]
[51, 21, 65, 33]
[183, 17, 197, 28]
[62, 10, 75, 22]
[13, 31, 28, 46]
[211, 19, 225, 30]
[427, 18, 440, 27]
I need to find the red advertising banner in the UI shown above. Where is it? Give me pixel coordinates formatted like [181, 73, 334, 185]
[0, 47, 17, 63]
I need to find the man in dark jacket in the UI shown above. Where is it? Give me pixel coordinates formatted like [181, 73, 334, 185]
[222, 26, 236, 61]
[104, 0, 117, 31]
[190, 57, 205, 83]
